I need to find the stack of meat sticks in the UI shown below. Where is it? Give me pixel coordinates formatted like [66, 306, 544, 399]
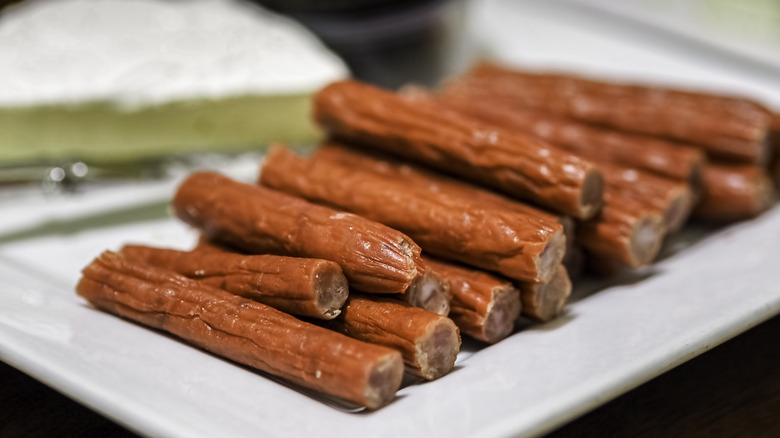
[77, 174, 469, 409]
[439, 63, 778, 226]
[75, 65, 779, 410]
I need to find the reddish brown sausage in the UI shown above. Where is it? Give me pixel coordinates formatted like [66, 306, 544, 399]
[313, 142, 666, 269]
[260, 147, 565, 283]
[577, 193, 666, 268]
[599, 163, 695, 233]
[434, 86, 705, 187]
[313, 79, 604, 219]
[517, 265, 572, 322]
[426, 258, 521, 344]
[172, 171, 424, 295]
[327, 295, 461, 380]
[694, 164, 775, 222]
[313, 142, 573, 234]
[400, 90, 696, 234]
[396, 269, 451, 316]
[119, 244, 348, 319]
[193, 236, 451, 315]
[451, 62, 772, 163]
[76, 252, 404, 409]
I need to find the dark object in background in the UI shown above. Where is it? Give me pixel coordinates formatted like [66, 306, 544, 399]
[0, 0, 22, 9]
[253, 0, 470, 89]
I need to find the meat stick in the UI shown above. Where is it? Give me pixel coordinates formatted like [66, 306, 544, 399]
[452, 62, 772, 163]
[260, 147, 565, 283]
[327, 295, 460, 380]
[77, 252, 404, 409]
[172, 171, 424, 295]
[313, 79, 603, 219]
[435, 87, 705, 187]
[517, 265, 572, 322]
[599, 163, 695, 233]
[425, 258, 521, 344]
[577, 193, 667, 268]
[120, 244, 348, 319]
[397, 269, 451, 316]
[693, 164, 775, 222]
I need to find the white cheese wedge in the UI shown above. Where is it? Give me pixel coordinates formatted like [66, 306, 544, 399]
[0, 0, 349, 163]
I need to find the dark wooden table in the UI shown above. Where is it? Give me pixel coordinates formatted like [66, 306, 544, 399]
[2, 315, 779, 437]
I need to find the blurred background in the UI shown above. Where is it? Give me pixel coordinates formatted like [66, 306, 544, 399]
[0, 0, 779, 193]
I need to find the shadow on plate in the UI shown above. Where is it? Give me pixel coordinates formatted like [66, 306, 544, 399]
[568, 266, 660, 305]
[654, 222, 722, 263]
[517, 311, 577, 333]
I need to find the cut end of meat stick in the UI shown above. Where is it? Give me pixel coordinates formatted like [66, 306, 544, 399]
[688, 160, 705, 198]
[629, 215, 666, 267]
[364, 352, 405, 410]
[482, 284, 523, 342]
[415, 318, 461, 380]
[578, 169, 605, 220]
[536, 228, 567, 283]
[575, 202, 667, 268]
[402, 270, 451, 316]
[755, 173, 776, 211]
[519, 265, 572, 322]
[313, 266, 350, 319]
[758, 133, 773, 167]
[664, 186, 696, 233]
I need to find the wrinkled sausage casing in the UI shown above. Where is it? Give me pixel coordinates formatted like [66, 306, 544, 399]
[120, 244, 348, 320]
[426, 257, 522, 344]
[453, 62, 772, 163]
[76, 252, 405, 409]
[261, 147, 565, 283]
[172, 171, 424, 295]
[313, 79, 604, 219]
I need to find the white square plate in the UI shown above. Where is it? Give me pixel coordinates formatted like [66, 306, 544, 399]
[1, 169, 779, 438]
[2, 1, 780, 436]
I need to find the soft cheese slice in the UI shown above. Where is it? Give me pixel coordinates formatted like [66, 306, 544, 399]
[0, 0, 349, 163]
